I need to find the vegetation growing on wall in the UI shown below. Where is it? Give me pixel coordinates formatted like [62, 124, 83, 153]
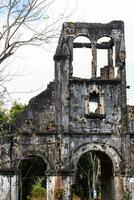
[54, 188, 64, 200]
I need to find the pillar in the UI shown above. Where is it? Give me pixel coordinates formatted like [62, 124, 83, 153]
[47, 172, 73, 200]
[129, 178, 134, 200]
[114, 175, 124, 200]
[0, 171, 18, 200]
[100, 95, 105, 114]
[91, 41, 97, 78]
[108, 48, 113, 66]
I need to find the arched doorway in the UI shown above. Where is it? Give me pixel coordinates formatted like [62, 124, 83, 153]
[71, 143, 122, 200]
[18, 155, 47, 200]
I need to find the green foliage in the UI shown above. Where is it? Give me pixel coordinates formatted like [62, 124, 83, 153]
[68, 22, 76, 28]
[9, 101, 26, 123]
[28, 179, 47, 200]
[72, 153, 90, 199]
[124, 191, 130, 200]
[72, 152, 101, 200]
[0, 101, 10, 131]
[20, 156, 47, 200]
[0, 109, 9, 125]
[0, 100, 26, 132]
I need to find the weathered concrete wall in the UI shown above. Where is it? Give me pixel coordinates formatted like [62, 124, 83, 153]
[0, 174, 18, 200]
[15, 81, 56, 133]
[0, 135, 11, 170]
[12, 132, 57, 170]
[69, 80, 121, 134]
[0, 21, 133, 200]
[128, 105, 134, 132]
[129, 178, 134, 200]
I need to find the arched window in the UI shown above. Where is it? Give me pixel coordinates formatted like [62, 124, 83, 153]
[72, 36, 92, 78]
[84, 86, 105, 117]
[97, 36, 116, 79]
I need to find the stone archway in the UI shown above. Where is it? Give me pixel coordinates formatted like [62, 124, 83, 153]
[70, 143, 123, 200]
[18, 154, 47, 200]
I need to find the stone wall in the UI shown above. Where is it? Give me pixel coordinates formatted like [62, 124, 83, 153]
[0, 21, 133, 200]
[0, 174, 18, 200]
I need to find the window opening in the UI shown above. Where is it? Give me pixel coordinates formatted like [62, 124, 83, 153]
[97, 49, 108, 77]
[97, 37, 115, 79]
[73, 36, 92, 79]
[89, 92, 100, 114]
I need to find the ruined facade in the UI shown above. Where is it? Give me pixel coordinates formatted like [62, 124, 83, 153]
[1, 21, 134, 200]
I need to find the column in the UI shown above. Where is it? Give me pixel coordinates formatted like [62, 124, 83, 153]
[114, 175, 124, 200]
[130, 178, 134, 200]
[91, 41, 97, 78]
[108, 48, 113, 66]
[0, 171, 18, 200]
[47, 172, 73, 200]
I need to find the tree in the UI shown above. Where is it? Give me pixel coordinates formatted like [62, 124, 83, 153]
[0, 0, 70, 101]
[0, 0, 63, 64]
[0, 101, 9, 130]
[9, 100, 26, 123]
[73, 152, 101, 200]
[0, 100, 26, 132]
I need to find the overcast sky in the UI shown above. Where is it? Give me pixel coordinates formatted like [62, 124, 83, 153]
[4, 0, 134, 106]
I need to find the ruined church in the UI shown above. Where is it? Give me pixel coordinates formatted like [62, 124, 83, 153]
[1, 21, 134, 200]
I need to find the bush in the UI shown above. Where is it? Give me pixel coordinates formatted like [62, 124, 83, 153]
[28, 179, 47, 200]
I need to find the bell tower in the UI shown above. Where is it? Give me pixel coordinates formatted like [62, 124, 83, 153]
[52, 21, 127, 200]
[54, 21, 126, 135]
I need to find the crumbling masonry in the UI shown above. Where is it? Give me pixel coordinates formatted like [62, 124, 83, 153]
[1, 21, 134, 200]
